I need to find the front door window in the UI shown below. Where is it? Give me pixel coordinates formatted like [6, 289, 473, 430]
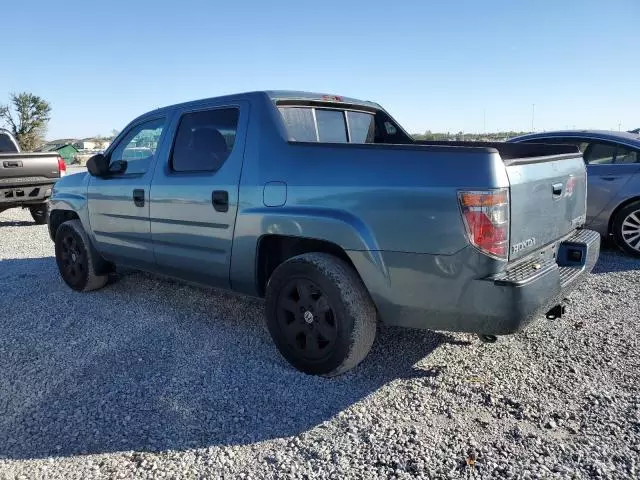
[109, 118, 165, 175]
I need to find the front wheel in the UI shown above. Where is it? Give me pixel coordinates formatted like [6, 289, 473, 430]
[29, 204, 48, 225]
[612, 201, 640, 258]
[265, 253, 377, 377]
[55, 219, 109, 292]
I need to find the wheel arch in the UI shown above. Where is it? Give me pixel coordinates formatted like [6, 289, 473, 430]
[48, 208, 80, 241]
[230, 206, 390, 299]
[608, 195, 640, 234]
[255, 234, 359, 298]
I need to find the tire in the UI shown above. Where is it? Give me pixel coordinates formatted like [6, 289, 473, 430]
[265, 253, 377, 377]
[612, 201, 640, 258]
[54, 219, 109, 292]
[29, 204, 48, 225]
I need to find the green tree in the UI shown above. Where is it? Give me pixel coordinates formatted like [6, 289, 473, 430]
[0, 92, 52, 151]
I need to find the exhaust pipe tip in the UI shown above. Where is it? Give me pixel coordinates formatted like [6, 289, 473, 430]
[478, 334, 498, 343]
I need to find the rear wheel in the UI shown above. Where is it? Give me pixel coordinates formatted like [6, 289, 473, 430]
[55, 219, 109, 291]
[29, 204, 48, 224]
[612, 201, 640, 257]
[265, 253, 377, 377]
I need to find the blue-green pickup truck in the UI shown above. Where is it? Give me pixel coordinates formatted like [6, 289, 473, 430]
[48, 91, 600, 376]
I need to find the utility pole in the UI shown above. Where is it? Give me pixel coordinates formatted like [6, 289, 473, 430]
[618, 122, 622, 131]
[531, 104, 535, 132]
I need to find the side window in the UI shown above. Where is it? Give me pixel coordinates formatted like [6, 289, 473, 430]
[564, 140, 589, 153]
[170, 108, 239, 173]
[614, 146, 638, 164]
[109, 118, 165, 175]
[584, 143, 616, 165]
[522, 138, 588, 152]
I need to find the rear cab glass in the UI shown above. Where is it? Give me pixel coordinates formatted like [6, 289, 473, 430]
[276, 101, 411, 145]
[0, 132, 18, 153]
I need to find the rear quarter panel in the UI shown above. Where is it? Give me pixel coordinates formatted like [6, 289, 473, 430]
[597, 170, 640, 235]
[229, 96, 510, 294]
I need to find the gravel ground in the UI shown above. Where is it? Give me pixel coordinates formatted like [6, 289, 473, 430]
[1, 207, 639, 479]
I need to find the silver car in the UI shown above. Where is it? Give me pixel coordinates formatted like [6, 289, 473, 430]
[509, 130, 640, 257]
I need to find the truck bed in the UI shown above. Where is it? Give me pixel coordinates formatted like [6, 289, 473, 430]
[414, 140, 580, 162]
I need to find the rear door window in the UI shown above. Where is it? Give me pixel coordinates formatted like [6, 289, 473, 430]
[170, 108, 239, 173]
[614, 146, 638, 164]
[584, 143, 616, 165]
[522, 137, 588, 152]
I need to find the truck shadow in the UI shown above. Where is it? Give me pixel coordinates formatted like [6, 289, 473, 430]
[0, 257, 458, 460]
[0, 219, 34, 227]
[591, 248, 640, 274]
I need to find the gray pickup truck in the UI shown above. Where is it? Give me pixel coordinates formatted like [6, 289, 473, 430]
[47, 91, 600, 376]
[0, 128, 66, 223]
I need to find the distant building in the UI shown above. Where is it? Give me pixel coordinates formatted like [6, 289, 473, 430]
[36, 140, 79, 164]
[73, 138, 110, 151]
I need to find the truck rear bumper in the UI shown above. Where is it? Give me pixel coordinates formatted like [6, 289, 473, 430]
[0, 183, 54, 208]
[352, 229, 600, 335]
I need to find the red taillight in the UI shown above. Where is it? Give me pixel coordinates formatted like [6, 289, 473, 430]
[458, 189, 510, 259]
[57, 156, 67, 176]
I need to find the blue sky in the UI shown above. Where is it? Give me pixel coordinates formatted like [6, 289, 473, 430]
[1, 0, 638, 139]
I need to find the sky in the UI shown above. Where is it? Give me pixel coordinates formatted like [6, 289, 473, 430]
[1, 0, 638, 140]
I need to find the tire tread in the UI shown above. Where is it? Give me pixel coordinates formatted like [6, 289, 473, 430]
[55, 219, 109, 292]
[266, 252, 377, 377]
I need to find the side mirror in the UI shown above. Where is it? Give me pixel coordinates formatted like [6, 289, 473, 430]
[86, 153, 109, 177]
[109, 160, 128, 174]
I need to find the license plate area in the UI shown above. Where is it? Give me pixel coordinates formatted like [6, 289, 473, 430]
[0, 186, 42, 201]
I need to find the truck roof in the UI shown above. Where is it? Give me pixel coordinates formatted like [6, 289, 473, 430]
[133, 91, 382, 124]
[263, 90, 381, 109]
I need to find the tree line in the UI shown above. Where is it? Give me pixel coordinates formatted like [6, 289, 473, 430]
[413, 130, 531, 141]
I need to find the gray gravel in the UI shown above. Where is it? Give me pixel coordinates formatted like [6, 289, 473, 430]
[1, 207, 639, 479]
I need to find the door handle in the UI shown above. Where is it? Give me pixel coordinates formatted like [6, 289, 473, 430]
[552, 182, 563, 196]
[133, 189, 145, 207]
[212, 190, 229, 212]
[3, 160, 22, 168]
[600, 176, 618, 181]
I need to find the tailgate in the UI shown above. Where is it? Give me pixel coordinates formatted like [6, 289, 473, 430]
[506, 153, 587, 260]
[0, 153, 60, 184]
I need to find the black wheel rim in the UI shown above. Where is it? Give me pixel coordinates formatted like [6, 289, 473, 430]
[277, 278, 338, 361]
[59, 232, 86, 284]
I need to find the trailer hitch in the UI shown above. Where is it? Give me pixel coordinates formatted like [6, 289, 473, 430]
[545, 304, 566, 320]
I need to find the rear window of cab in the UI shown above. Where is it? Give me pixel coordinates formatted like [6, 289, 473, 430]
[278, 106, 377, 144]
